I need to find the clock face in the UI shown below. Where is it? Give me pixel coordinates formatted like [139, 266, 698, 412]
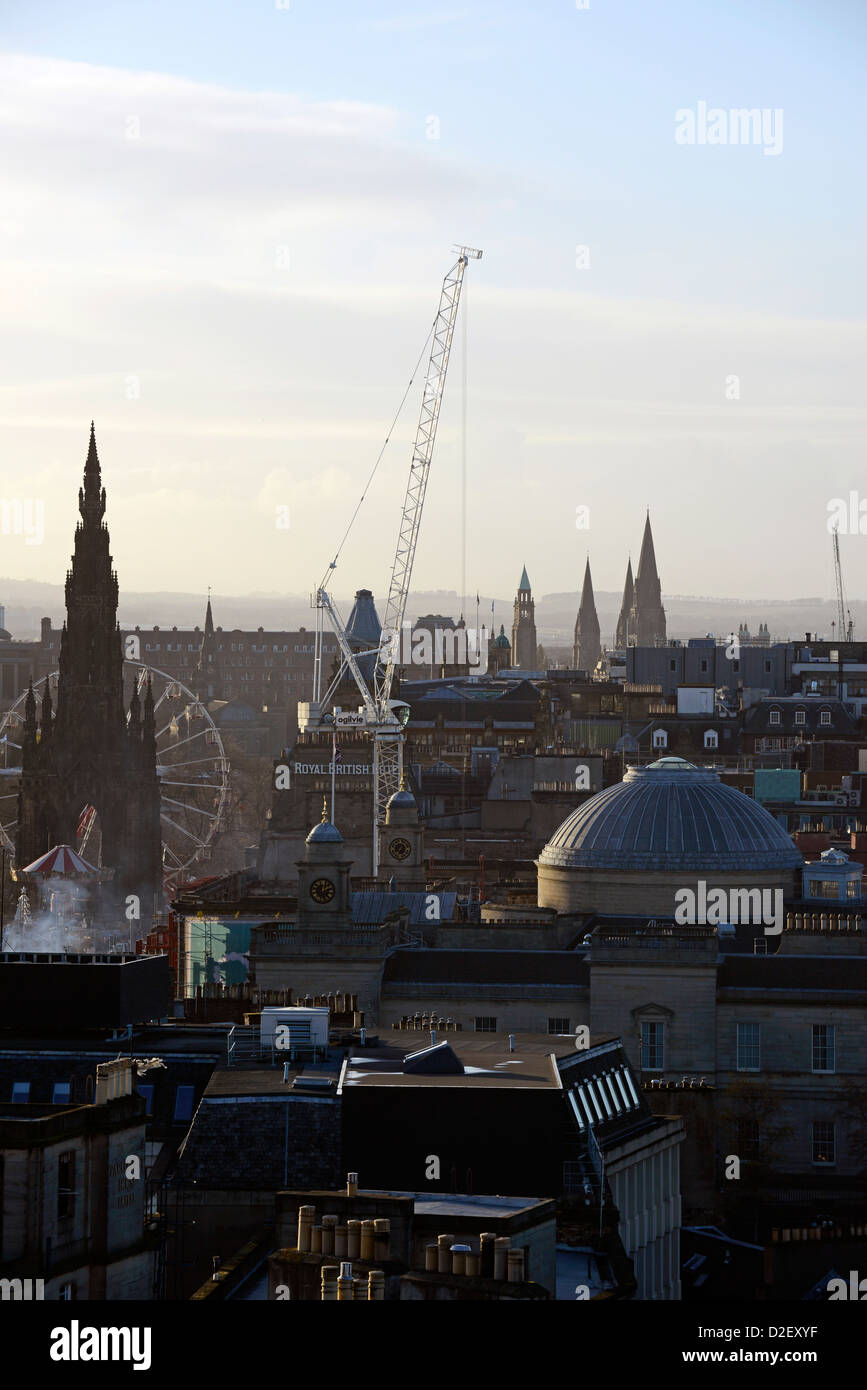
[309, 877, 336, 904]
[389, 837, 412, 862]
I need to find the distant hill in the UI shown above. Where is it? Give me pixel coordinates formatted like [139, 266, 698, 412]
[0, 576, 859, 647]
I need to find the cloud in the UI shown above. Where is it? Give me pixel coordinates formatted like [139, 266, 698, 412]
[0, 54, 865, 604]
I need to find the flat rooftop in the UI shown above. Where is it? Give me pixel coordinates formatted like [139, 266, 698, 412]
[204, 1066, 340, 1097]
[339, 1032, 619, 1090]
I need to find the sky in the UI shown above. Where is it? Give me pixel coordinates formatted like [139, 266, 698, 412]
[0, 0, 865, 614]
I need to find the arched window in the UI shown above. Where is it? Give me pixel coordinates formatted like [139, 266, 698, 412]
[652, 729, 668, 750]
[704, 729, 718, 749]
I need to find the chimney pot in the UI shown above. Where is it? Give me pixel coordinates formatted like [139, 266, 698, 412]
[437, 1234, 456, 1273]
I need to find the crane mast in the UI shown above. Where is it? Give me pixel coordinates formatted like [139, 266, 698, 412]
[300, 246, 482, 875]
[832, 526, 854, 642]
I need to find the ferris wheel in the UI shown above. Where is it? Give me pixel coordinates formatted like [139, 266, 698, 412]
[0, 664, 230, 893]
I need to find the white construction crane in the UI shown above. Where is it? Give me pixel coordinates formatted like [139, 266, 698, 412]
[298, 245, 483, 872]
[832, 525, 854, 642]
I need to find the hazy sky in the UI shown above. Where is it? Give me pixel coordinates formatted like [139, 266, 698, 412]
[1, 0, 865, 613]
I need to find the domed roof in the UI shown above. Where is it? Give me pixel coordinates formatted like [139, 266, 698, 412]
[306, 820, 342, 844]
[306, 801, 343, 844]
[494, 625, 510, 649]
[538, 757, 803, 873]
[387, 788, 416, 810]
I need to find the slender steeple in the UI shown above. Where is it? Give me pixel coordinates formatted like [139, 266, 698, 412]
[193, 589, 222, 701]
[128, 679, 142, 740]
[615, 557, 634, 648]
[22, 679, 37, 764]
[629, 511, 666, 646]
[511, 566, 536, 668]
[573, 558, 601, 672]
[55, 424, 123, 735]
[142, 675, 156, 760]
[79, 421, 106, 527]
[40, 678, 53, 743]
[16, 426, 163, 918]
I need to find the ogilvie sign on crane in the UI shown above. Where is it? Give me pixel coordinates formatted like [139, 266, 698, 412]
[300, 245, 483, 873]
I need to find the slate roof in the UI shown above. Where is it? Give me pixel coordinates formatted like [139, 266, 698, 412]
[539, 757, 803, 872]
[718, 955, 867, 992]
[382, 949, 589, 987]
[351, 891, 457, 925]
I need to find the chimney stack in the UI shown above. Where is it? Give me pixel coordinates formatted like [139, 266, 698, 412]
[374, 1218, 390, 1261]
[297, 1204, 315, 1253]
[437, 1234, 455, 1273]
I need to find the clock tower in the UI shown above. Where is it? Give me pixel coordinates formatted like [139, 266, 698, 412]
[381, 776, 424, 883]
[296, 801, 353, 928]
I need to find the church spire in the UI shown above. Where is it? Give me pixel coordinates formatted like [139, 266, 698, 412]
[629, 512, 666, 645]
[204, 586, 214, 637]
[40, 678, 53, 742]
[635, 511, 659, 589]
[573, 557, 601, 672]
[79, 421, 106, 526]
[615, 556, 634, 648]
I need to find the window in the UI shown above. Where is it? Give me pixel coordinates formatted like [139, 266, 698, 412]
[652, 729, 668, 750]
[810, 880, 839, 899]
[704, 730, 718, 750]
[57, 1151, 75, 1220]
[764, 660, 771, 674]
[641, 1021, 664, 1071]
[812, 1024, 835, 1073]
[795, 709, 806, 725]
[820, 710, 832, 726]
[669, 659, 677, 672]
[847, 880, 858, 899]
[474, 1017, 497, 1033]
[138, 1084, 155, 1116]
[548, 1017, 570, 1034]
[602, 1074, 622, 1113]
[52, 1082, 71, 1105]
[737, 1118, 760, 1162]
[768, 709, 780, 725]
[736, 1022, 761, 1071]
[58, 1284, 75, 1301]
[812, 1121, 836, 1165]
[700, 659, 708, 673]
[173, 1085, 195, 1122]
[11, 1081, 29, 1103]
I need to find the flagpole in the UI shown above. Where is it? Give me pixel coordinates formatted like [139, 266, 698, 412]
[331, 724, 337, 825]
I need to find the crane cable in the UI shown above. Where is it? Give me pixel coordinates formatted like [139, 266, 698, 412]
[317, 312, 439, 596]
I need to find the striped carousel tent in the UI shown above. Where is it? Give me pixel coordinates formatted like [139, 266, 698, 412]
[21, 844, 98, 876]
